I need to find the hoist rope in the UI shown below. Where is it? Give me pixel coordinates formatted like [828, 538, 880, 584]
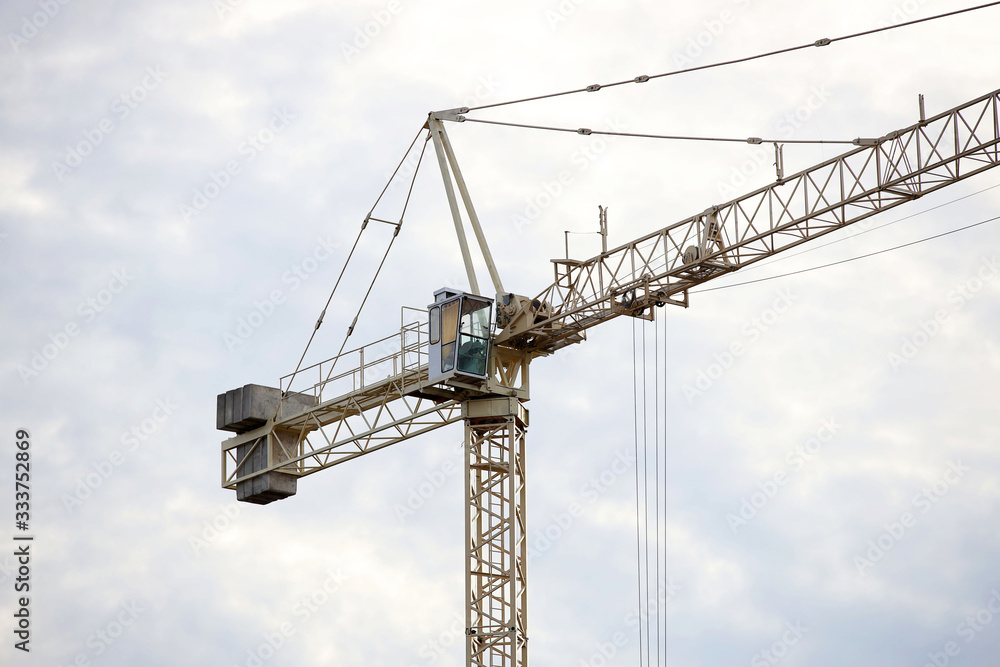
[653, 315, 660, 667]
[631, 319, 645, 667]
[633, 311, 673, 665]
[661, 307, 669, 664]
[641, 320, 651, 663]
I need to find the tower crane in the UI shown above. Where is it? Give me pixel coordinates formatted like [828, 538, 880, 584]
[216, 83, 1000, 666]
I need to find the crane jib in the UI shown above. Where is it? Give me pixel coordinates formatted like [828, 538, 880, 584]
[495, 86, 1000, 354]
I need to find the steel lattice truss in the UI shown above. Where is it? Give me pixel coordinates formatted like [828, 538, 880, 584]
[221, 319, 468, 487]
[220, 321, 533, 487]
[221, 375, 465, 489]
[498, 87, 1000, 354]
[465, 402, 528, 667]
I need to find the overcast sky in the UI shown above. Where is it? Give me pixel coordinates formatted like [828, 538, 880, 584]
[3, 1, 1000, 666]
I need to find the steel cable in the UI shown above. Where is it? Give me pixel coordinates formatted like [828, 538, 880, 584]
[279, 125, 429, 408]
[460, 2, 1000, 114]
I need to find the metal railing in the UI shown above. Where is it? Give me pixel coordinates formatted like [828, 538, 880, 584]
[279, 306, 429, 404]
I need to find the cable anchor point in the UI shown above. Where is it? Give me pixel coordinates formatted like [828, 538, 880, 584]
[430, 107, 469, 123]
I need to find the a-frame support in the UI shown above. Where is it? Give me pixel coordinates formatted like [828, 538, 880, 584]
[427, 113, 506, 299]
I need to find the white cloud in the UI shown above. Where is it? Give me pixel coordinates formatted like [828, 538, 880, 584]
[3, 0, 1000, 665]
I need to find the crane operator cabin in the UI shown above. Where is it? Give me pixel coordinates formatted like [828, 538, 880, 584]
[427, 288, 493, 386]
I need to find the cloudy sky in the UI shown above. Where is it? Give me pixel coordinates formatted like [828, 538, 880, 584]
[3, 1, 1000, 665]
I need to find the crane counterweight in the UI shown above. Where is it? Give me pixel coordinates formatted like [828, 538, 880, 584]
[216, 384, 316, 504]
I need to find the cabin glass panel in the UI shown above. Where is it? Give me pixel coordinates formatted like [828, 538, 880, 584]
[440, 300, 460, 373]
[429, 306, 440, 344]
[457, 298, 491, 376]
[427, 289, 494, 386]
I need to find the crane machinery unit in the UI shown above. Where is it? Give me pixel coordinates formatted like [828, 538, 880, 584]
[217, 83, 1000, 666]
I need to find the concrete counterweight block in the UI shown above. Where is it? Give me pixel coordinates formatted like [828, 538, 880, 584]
[216, 384, 316, 504]
[234, 427, 300, 504]
[216, 383, 316, 433]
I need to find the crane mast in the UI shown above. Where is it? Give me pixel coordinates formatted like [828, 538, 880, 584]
[218, 85, 1000, 667]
